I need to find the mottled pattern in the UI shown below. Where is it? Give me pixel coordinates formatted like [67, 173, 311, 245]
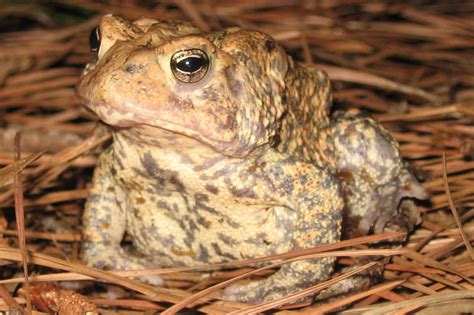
[76, 15, 426, 303]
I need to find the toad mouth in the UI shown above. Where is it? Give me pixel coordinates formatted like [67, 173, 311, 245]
[78, 93, 253, 157]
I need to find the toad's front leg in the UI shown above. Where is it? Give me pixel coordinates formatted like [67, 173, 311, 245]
[81, 149, 163, 285]
[222, 157, 344, 303]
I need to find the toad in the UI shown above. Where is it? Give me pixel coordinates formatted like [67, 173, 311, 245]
[76, 15, 426, 303]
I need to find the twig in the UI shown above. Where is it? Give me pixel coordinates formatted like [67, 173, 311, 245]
[442, 152, 474, 261]
[13, 132, 32, 314]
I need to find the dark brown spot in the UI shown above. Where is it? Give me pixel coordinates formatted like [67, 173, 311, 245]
[280, 91, 287, 103]
[222, 113, 236, 130]
[171, 247, 197, 257]
[218, 233, 238, 245]
[110, 166, 117, 176]
[133, 207, 142, 219]
[336, 169, 354, 183]
[265, 39, 275, 52]
[197, 244, 210, 262]
[141, 152, 159, 177]
[269, 134, 281, 148]
[212, 243, 237, 260]
[248, 161, 267, 173]
[136, 197, 146, 204]
[360, 170, 374, 184]
[193, 193, 219, 215]
[228, 185, 258, 199]
[205, 184, 219, 194]
[194, 192, 209, 202]
[169, 175, 185, 192]
[344, 186, 354, 197]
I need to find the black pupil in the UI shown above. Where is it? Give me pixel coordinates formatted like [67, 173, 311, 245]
[177, 56, 203, 73]
[89, 27, 100, 52]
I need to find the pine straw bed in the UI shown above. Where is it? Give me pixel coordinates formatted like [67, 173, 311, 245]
[0, 1, 473, 314]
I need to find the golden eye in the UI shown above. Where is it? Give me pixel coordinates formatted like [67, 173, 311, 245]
[170, 49, 209, 83]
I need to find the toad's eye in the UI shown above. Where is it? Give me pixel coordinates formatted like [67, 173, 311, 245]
[89, 27, 100, 52]
[170, 49, 209, 83]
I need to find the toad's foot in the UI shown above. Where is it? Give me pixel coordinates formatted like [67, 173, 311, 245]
[83, 246, 164, 286]
[316, 260, 385, 303]
[221, 259, 334, 304]
[222, 271, 307, 304]
[222, 278, 278, 304]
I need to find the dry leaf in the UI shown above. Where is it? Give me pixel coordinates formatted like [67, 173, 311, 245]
[21, 284, 98, 314]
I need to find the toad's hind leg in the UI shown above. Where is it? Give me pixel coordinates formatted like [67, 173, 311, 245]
[81, 149, 163, 285]
[314, 113, 427, 302]
[320, 113, 427, 238]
